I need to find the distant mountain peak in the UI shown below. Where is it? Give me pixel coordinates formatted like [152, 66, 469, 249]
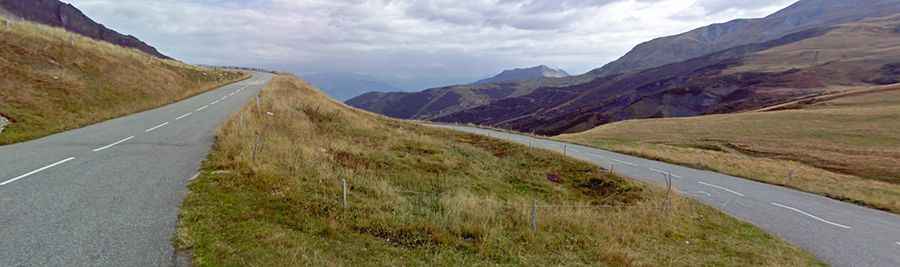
[475, 65, 570, 84]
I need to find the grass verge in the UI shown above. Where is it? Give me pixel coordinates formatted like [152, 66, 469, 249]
[0, 18, 248, 144]
[176, 75, 821, 266]
[559, 87, 900, 213]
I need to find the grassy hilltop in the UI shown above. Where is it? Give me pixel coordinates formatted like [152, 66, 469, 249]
[175, 75, 820, 266]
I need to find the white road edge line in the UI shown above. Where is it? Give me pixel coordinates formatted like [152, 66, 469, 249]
[696, 191, 713, 197]
[197, 105, 209, 111]
[895, 241, 900, 246]
[698, 181, 745, 197]
[92, 136, 135, 152]
[610, 158, 638, 167]
[176, 112, 192, 120]
[771, 202, 852, 229]
[145, 122, 170, 133]
[1, 157, 76, 186]
[188, 172, 200, 181]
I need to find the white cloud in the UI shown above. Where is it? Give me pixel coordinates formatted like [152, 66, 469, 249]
[64, 0, 797, 89]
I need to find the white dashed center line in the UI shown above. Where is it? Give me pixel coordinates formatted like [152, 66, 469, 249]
[176, 112, 192, 120]
[0, 157, 76, 187]
[210, 100, 220, 105]
[92, 136, 134, 152]
[610, 158, 638, 167]
[197, 105, 209, 111]
[649, 168, 683, 179]
[145, 122, 169, 133]
[698, 181, 745, 197]
[771, 202, 852, 229]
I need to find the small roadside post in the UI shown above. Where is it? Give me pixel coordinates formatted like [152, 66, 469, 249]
[342, 178, 349, 209]
[531, 200, 538, 231]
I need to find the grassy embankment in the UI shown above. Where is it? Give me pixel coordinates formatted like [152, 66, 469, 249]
[0, 17, 248, 144]
[176, 75, 821, 266]
[560, 86, 900, 213]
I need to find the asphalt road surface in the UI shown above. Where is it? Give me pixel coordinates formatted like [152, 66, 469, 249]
[0, 72, 273, 266]
[434, 124, 900, 267]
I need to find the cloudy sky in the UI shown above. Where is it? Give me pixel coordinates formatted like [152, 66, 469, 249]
[66, 0, 797, 89]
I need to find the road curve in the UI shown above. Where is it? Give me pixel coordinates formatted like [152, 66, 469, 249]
[0, 72, 273, 266]
[433, 124, 900, 267]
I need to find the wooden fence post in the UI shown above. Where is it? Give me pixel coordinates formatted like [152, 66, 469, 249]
[531, 200, 538, 231]
[342, 178, 349, 209]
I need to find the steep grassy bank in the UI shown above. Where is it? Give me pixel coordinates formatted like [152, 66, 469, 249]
[0, 18, 247, 144]
[176, 75, 821, 266]
[560, 87, 900, 213]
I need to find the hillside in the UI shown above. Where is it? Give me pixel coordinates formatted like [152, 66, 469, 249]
[590, 0, 900, 77]
[435, 14, 900, 135]
[474, 65, 570, 84]
[0, 0, 170, 59]
[175, 75, 820, 266]
[559, 85, 900, 213]
[0, 18, 245, 144]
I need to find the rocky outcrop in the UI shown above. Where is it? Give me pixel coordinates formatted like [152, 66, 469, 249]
[0, 0, 171, 59]
[590, 0, 900, 77]
[0, 115, 8, 134]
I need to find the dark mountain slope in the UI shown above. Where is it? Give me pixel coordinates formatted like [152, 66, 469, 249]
[590, 0, 900, 77]
[0, 0, 171, 59]
[435, 15, 900, 135]
[350, 0, 900, 124]
[346, 70, 596, 120]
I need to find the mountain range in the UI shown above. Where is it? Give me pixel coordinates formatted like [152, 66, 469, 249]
[346, 65, 591, 120]
[0, 0, 170, 59]
[348, 0, 900, 135]
[301, 72, 400, 101]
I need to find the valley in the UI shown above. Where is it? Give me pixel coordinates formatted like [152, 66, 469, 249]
[2, 0, 899, 266]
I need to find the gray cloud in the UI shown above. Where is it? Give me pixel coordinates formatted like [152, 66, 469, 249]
[65, 0, 797, 90]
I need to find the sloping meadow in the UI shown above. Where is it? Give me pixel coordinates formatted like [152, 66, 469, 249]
[0, 18, 246, 144]
[176, 75, 821, 266]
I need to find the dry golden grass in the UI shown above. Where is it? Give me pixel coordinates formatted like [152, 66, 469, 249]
[175, 75, 821, 266]
[560, 88, 900, 213]
[0, 18, 247, 144]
